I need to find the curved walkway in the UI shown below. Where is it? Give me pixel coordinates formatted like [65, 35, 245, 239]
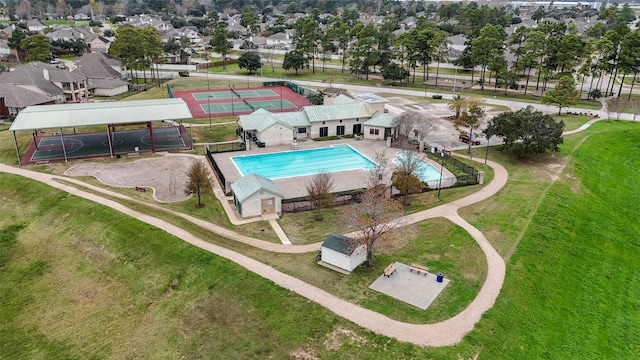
[0, 155, 507, 347]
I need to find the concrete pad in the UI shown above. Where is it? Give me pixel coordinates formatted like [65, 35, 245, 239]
[368, 262, 450, 310]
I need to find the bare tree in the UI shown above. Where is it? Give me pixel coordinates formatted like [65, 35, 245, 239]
[606, 98, 627, 122]
[185, 159, 211, 207]
[306, 172, 335, 221]
[339, 186, 403, 268]
[367, 151, 388, 188]
[392, 111, 437, 148]
[631, 98, 640, 122]
[261, 49, 277, 72]
[392, 150, 424, 205]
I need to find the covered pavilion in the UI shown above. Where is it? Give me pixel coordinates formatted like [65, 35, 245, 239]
[9, 99, 194, 165]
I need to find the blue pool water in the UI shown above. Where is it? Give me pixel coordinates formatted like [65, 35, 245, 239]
[232, 145, 377, 179]
[393, 154, 442, 184]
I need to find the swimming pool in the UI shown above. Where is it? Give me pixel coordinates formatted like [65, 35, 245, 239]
[231, 145, 377, 179]
[393, 153, 442, 184]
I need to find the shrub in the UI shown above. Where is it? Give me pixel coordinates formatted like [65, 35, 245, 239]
[432, 95, 443, 99]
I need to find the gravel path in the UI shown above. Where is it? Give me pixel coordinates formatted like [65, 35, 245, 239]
[0, 156, 507, 347]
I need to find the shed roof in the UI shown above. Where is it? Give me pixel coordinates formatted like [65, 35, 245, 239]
[9, 99, 193, 131]
[321, 234, 356, 255]
[231, 173, 283, 203]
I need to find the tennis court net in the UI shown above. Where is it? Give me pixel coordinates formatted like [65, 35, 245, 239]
[230, 87, 242, 99]
[242, 98, 256, 111]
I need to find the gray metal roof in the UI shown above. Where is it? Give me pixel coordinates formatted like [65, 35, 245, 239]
[238, 109, 298, 132]
[332, 94, 356, 104]
[364, 111, 395, 127]
[9, 99, 193, 131]
[231, 172, 283, 203]
[302, 103, 370, 122]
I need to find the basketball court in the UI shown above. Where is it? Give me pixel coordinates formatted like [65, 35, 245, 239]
[8, 99, 194, 165]
[26, 126, 190, 163]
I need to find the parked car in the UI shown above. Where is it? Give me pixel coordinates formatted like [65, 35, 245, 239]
[459, 134, 481, 145]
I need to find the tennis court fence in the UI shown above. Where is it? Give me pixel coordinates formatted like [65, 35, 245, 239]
[263, 79, 317, 97]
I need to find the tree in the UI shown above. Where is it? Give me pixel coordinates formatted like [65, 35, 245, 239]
[338, 186, 403, 268]
[7, 29, 26, 62]
[23, 34, 51, 62]
[237, 51, 261, 74]
[283, 50, 305, 75]
[306, 172, 335, 221]
[261, 48, 278, 73]
[392, 151, 424, 206]
[454, 97, 486, 154]
[392, 111, 436, 148]
[606, 98, 627, 122]
[292, 16, 321, 74]
[469, 24, 507, 90]
[210, 23, 232, 69]
[484, 106, 564, 158]
[382, 63, 409, 83]
[541, 75, 579, 115]
[448, 95, 466, 119]
[367, 151, 388, 188]
[185, 159, 210, 207]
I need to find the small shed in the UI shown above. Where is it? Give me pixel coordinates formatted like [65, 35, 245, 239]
[320, 234, 367, 273]
[231, 173, 283, 219]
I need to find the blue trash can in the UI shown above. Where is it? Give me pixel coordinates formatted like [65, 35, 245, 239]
[436, 273, 444, 283]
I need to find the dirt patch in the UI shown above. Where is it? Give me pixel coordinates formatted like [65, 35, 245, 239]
[323, 327, 367, 350]
[64, 155, 199, 202]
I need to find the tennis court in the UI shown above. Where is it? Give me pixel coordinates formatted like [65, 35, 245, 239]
[200, 99, 297, 113]
[173, 86, 312, 118]
[192, 89, 278, 100]
[27, 126, 190, 163]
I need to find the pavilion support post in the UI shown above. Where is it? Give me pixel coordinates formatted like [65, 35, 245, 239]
[32, 131, 38, 149]
[189, 119, 193, 147]
[107, 124, 115, 157]
[148, 122, 155, 153]
[12, 131, 21, 165]
[59, 128, 68, 162]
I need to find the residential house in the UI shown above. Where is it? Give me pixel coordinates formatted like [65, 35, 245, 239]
[0, 83, 56, 116]
[0, 39, 9, 58]
[75, 52, 128, 97]
[27, 19, 46, 33]
[231, 173, 283, 219]
[0, 24, 16, 40]
[0, 62, 89, 103]
[126, 14, 173, 31]
[46, 26, 111, 52]
[266, 32, 292, 49]
[165, 26, 203, 44]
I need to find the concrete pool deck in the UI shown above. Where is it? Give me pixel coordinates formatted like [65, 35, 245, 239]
[211, 138, 456, 199]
